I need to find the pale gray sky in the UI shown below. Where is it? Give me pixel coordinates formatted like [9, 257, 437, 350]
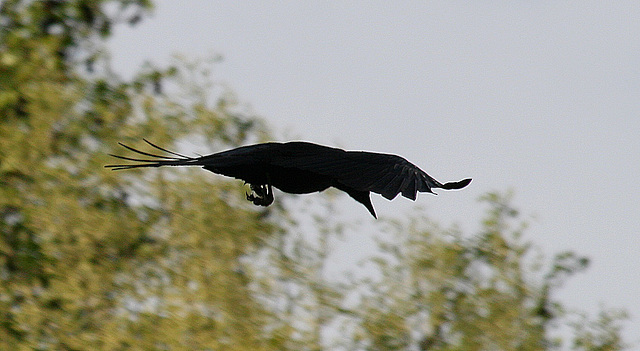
[108, 1, 639, 344]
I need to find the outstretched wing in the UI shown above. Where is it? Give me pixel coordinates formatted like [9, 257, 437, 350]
[269, 142, 471, 201]
[106, 140, 471, 202]
[341, 152, 471, 200]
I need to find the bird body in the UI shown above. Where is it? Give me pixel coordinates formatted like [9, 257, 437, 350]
[106, 140, 471, 218]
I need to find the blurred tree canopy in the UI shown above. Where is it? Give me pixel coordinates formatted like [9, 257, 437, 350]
[0, 1, 629, 350]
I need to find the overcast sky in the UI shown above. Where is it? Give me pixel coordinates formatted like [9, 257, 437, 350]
[108, 1, 639, 344]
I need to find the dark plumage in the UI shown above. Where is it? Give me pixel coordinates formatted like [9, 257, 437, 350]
[105, 140, 471, 218]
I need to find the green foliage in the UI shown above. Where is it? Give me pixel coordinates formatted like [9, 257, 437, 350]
[1, 1, 273, 349]
[0, 1, 629, 350]
[570, 310, 628, 351]
[347, 194, 626, 351]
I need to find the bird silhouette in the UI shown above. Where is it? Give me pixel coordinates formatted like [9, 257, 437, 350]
[106, 140, 471, 218]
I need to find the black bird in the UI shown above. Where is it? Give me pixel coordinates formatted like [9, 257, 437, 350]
[105, 140, 471, 218]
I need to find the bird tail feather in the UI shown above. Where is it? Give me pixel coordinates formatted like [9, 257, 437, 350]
[105, 139, 202, 170]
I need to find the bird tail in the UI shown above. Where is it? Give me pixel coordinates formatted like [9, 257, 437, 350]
[439, 178, 472, 190]
[105, 139, 203, 170]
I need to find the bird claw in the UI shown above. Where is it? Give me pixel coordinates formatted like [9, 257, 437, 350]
[245, 183, 274, 206]
[245, 192, 263, 205]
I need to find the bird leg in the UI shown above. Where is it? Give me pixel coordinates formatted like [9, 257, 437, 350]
[246, 183, 274, 207]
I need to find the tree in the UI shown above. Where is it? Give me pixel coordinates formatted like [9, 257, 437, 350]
[344, 193, 628, 351]
[1, 1, 274, 349]
[0, 1, 628, 350]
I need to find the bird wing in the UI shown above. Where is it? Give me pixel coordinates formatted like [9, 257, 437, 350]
[106, 140, 471, 202]
[268, 143, 470, 201]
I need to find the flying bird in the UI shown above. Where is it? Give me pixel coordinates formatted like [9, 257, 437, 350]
[105, 140, 471, 218]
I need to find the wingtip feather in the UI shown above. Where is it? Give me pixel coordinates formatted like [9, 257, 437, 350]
[440, 178, 472, 190]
